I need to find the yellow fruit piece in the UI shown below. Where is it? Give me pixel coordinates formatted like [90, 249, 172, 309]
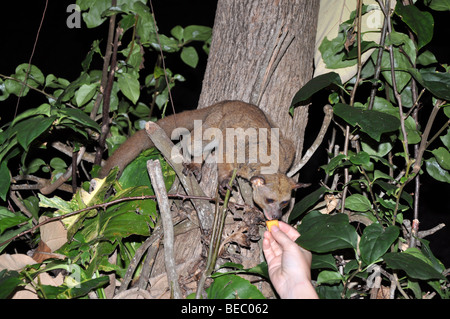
[266, 219, 279, 232]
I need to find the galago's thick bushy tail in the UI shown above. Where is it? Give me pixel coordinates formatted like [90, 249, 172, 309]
[98, 103, 224, 178]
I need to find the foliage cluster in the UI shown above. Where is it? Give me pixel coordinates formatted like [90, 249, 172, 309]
[0, 0, 215, 299]
[289, 0, 449, 299]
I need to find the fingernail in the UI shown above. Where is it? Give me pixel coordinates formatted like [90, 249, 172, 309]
[271, 225, 280, 232]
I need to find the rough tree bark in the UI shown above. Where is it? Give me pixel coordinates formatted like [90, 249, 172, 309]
[149, 0, 319, 298]
[197, 0, 319, 291]
[199, 0, 320, 164]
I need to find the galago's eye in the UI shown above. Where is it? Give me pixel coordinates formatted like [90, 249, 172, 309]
[266, 198, 274, 204]
[280, 201, 289, 208]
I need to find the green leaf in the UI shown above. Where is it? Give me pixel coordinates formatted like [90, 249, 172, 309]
[402, 116, 422, 144]
[444, 105, 450, 119]
[21, 196, 40, 221]
[80, 0, 109, 28]
[316, 283, 343, 299]
[297, 211, 358, 253]
[319, 34, 358, 69]
[79, 186, 157, 242]
[417, 50, 438, 66]
[333, 103, 400, 141]
[133, 1, 155, 44]
[206, 274, 265, 299]
[50, 157, 67, 170]
[38, 193, 74, 214]
[345, 194, 372, 212]
[122, 43, 143, 71]
[369, 96, 421, 144]
[344, 41, 379, 60]
[152, 35, 179, 53]
[361, 140, 393, 157]
[57, 108, 100, 131]
[375, 180, 413, 207]
[317, 270, 343, 285]
[0, 161, 10, 201]
[311, 253, 338, 271]
[0, 270, 22, 299]
[409, 69, 450, 100]
[15, 63, 45, 87]
[418, 238, 446, 275]
[215, 262, 269, 279]
[117, 73, 140, 104]
[0, 207, 29, 235]
[373, 169, 393, 182]
[289, 186, 327, 222]
[431, 147, 450, 170]
[171, 25, 184, 41]
[349, 151, 370, 166]
[23, 158, 45, 174]
[180, 46, 199, 68]
[15, 116, 55, 150]
[384, 249, 445, 280]
[183, 25, 212, 42]
[75, 83, 97, 106]
[425, 157, 450, 183]
[56, 73, 89, 104]
[378, 33, 414, 92]
[290, 72, 342, 106]
[322, 154, 348, 175]
[395, 3, 434, 50]
[425, 0, 450, 11]
[120, 149, 175, 189]
[11, 103, 52, 126]
[0, 78, 10, 101]
[440, 127, 450, 150]
[5, 77, 29, 97]
[359, 223, 399, 265]
[40, 275, 109, 299]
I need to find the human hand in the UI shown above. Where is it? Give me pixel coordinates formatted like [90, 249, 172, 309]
[262, 221, 318, 299]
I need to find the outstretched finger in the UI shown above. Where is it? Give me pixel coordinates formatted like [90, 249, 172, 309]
[277, 221, 301, 242]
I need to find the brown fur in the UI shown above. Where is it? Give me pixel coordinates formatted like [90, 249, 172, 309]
[99, 100, 306, 220]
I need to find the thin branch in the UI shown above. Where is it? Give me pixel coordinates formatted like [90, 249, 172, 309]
[340, 0, 364, 213]
[51, 141, 103, 165]
[385, 2, 410, 160]
[195, 169, 237, 299]
[11, 174, 73, 193]
[426, 118, 450, 150]
[95, 19, 122, 165]
[118, 220, 162, 293]
[418, 223, 446, 239]
[89, 0, 118, 119]
[411, 100, 445, 177]
[349, 0, 364, 107]
[145, 121, 214, 230]
[288, 105, 333, 177]
[340, 125, 351, 214]
[148, 0, 177, 122]
[368, 6, 388, 110]
[14, 0, 48, 118]
[0, 192, 231, 249]
[40, 147, 86, 194]
[9, 191, 37, 225]
[147, 159, 182, 299]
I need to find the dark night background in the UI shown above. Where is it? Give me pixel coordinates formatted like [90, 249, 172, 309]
[1, 1, 449, 267]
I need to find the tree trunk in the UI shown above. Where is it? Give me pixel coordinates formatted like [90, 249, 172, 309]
[197, 0, 319, 293]
[150, 0, 320, 298]
[199, 0, 320, 165]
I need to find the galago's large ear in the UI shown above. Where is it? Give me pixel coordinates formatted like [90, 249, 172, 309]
[291, 179, 311, 190]
[250, 176, 266, 187]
